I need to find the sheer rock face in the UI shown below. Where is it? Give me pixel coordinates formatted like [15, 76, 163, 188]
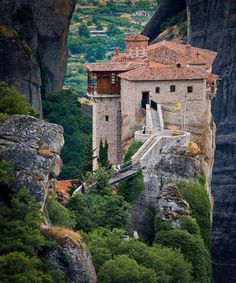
[0, 0, 75, 113]
[187, 1, 236, 281]
[141, 0, 186, 42]
[0, 115, 64, 209]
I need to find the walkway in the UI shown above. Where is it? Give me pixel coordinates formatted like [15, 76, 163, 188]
[150, 108, 161, 133]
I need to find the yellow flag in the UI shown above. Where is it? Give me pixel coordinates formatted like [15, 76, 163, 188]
[174, 103, 181, 111]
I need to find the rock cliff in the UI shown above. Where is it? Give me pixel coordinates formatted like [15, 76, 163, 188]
[0, 0, 75, 113]
[143, 1, 236, 281]
[0, 115, 97, 283]
[187, 1, 236, 281]
[0, 115, 64, 209]
[130, 138, 202, 241]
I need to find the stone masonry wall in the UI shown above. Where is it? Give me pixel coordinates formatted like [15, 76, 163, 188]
[93, 97, 121, 168]
[121, 78, 208, 146]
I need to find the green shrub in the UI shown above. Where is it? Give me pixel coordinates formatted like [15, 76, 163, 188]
[98, 255, 157, 283]
[180, 216, 200, 235]
[67, 193, 130, 232]
[118, 171, 144, 203]
[47, 196, 76, 228]
[178, 179, 211, 249]
[123, 141, 143, 162]
[155, 229, 212, 283]
[117, 240, 193, 283]
[0, 82, 39, 118]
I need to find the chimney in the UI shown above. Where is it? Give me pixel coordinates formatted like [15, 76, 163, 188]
[115, 47, 120, 56]
[185, 45, 191, 57]
[176, 62, 181, 68]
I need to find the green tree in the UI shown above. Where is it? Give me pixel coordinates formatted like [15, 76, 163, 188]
[0, 175, 64, 282]
[123, 140, 143, 162]
[155, 229, 212, 283]
[118, 171, 144, 203]
[79, 24, 90, 38]
[107, 24, 120, 37]
[178, 179, 211, 249]
[98, 255, 157, 283]
[98, 139, 110, 168]
[0, 81, 39, 121]
[47, 195, 76, 228]
[43, 89, 92, 179]
[67, 193, 130, 232]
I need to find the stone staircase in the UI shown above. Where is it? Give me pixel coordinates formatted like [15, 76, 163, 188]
[150, 108, 161, 133]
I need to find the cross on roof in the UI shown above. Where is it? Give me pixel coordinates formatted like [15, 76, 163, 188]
[196, 51, 200, 59]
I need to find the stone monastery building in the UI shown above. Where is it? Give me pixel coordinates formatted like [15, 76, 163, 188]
[84, 34, 218, 168]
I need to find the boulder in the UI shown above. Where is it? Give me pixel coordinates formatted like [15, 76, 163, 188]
[43, 227, 97, 283]
[0, 115, 64, 208]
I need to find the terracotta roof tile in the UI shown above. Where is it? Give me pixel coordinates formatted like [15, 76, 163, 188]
[147, 41, 217, 68]
[84, 62, 143, 72]
[118, 62, 211, 81]
[125, 33, 149, 41]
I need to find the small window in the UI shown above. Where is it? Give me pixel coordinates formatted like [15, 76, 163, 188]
[155, 87, 160, 93]
[105, 115, 109, 122]
[187, 86, 193, 93]
[111, 73, 116, 85]
[170, 85, 176, 92]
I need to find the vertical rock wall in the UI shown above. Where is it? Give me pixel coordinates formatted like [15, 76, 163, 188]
[0, 0, 75, 113]
[187, 1, 236, 281]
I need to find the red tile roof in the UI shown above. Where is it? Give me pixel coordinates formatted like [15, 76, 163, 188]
[118, 62, 211, 81]
[84, 62, 143, 72]
[125, 33, 149, 41]
[147, 41, 217, 68]
[57, 180, 77, 192]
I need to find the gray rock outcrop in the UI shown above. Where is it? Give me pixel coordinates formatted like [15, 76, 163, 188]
[130, 141, 201, 242]
[157, 183, 190, 227]
[44, 227, 97, 283]
[0, 0, 75, 113]
[0, 115, 64, 209]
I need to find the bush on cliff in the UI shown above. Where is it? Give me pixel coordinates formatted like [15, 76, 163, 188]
[0, 81, 39, 121]
[47, 195, 76, 228]
[98, 255, 157, 283]
[155, 229, 212, 283]
[177, 178, 211, 249]
[118, 171, 144, 203]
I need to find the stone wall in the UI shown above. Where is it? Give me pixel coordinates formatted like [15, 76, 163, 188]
[121, 78, 209, 147]
[93, 96, 121, 168]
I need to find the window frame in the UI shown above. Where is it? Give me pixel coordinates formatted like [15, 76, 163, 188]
[170, 85, 176, 92]
[187, 86, 193, 93]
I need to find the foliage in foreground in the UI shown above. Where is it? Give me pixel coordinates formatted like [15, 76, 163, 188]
[0, 81, 39, 121]
[155, 229, 212, 283]
[0, 162, 64, 282]
[84, 228, 193, 283]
